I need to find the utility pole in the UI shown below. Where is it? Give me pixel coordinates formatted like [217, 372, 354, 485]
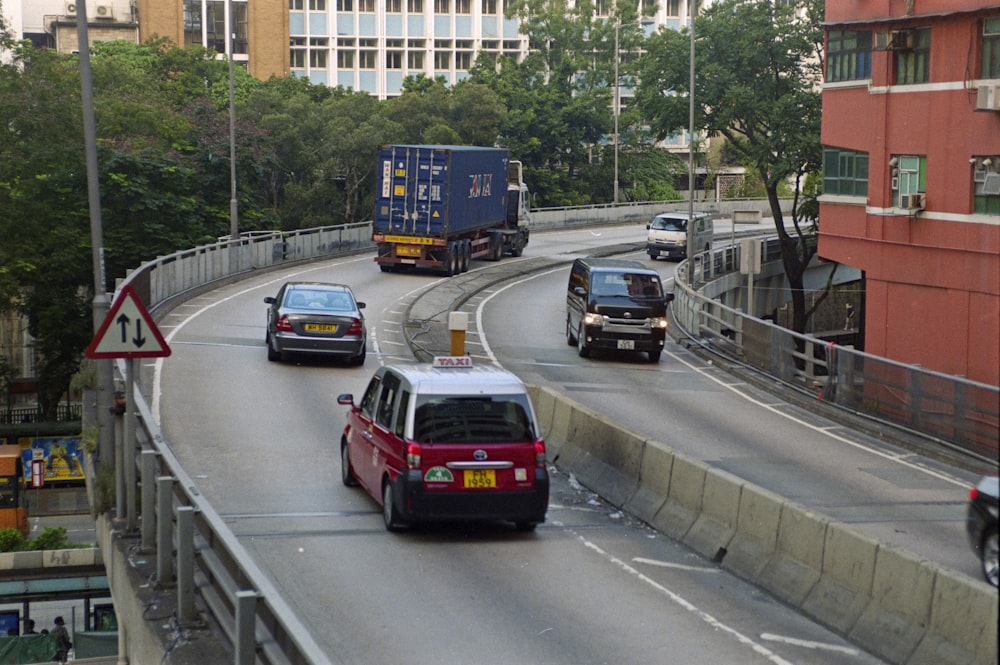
[76, 0, 114, 470]
[686, 0, 697, 285]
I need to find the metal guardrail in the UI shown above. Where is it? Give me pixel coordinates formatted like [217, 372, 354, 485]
[0, 405, 82, 425]
[672, 239, 1000, 462]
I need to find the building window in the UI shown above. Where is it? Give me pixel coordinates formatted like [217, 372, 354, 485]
[456, 0, 471, 13]
[973, 156, 1000, 215]
[984, 18, 1000, 78]
[482, 0, 497, 15]
[434, 0, 449, 12]
[359, 0, 375, 11]
[291, 50, 306, 67]
[895, 27, 930, 85]
[890, 155, 925, 207]
[310, 49, 328, 67]
[290, 0, 304, 9]
[359, 51, 376, 68]
[338, 50, 355, 68]
[456, 51, 473, 69]
[822, 148, 869, 197]
[387, 51, 403, 69]
[434, 51, 451, 69]
[827, 30, 871, 82]
[595, 0, 610, 17]
[337, 0, 352, 10]
[408, 0, 423, 11]
[664, 0, 679, 17]
[387, 0, 402, 11]
[309, 0, 326, 9]
[408, 51, 425, 69]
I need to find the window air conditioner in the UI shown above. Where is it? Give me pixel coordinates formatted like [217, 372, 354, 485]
[65, 1, 77, 16]
[95, 3, 113, 19]
[902, 193, 925, 211]
[975, 84, 1000, 112]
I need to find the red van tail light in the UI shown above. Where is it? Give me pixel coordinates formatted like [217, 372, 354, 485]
[534, 441, 546, 468]
[407, 443, 422, 469]
[275, 315, 293, 332]
[347, 318, 364, 335]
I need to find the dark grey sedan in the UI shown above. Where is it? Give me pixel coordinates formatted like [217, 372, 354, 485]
[264, 282, 367, 365]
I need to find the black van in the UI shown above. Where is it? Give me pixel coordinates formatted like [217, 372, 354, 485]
[565, 257, 673, 363]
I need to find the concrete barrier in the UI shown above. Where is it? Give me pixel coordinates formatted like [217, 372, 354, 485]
[849, 544, 935, 664]
[527, 385, 999, 665]
[651, 454, 707, 542]
[758, 503, 826, 607]
[623, 440, 673, 525]
[721, 483, 784, 582]
[682, 466, 742, 561]
[908, 565, 999, 665]
[801, 520, 877, 634]
[553, 397, 644, 508]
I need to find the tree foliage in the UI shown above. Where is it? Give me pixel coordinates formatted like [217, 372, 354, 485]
[637, 0, 824, 332]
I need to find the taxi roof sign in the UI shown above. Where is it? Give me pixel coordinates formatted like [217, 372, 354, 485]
[432, 356, 472, 368]
[85, 285, 171, 359]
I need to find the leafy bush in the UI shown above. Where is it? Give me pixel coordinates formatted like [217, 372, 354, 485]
[0, 527, 88, 553]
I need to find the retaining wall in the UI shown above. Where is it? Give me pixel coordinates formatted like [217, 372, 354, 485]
[528, 385, 999, 665]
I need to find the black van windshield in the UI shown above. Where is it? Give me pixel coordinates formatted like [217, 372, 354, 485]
[652, 216, 686, 231]
[592, 273, 662, 298]
[413, 396, 535, 443]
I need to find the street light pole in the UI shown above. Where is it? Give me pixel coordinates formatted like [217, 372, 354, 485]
[75, 0, 114, 471]
[226, 0, 238, 240]
[613, 11, 620, 205]
[686, 0, 696, 285]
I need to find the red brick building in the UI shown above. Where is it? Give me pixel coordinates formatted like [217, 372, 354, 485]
[819, 0, 1000, 386]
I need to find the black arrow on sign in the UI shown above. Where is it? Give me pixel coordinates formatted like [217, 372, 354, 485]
[116, 313, 131, 343]
[132, 319, 147, 348]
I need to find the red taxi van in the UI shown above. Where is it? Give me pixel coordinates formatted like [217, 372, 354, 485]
[337, 358, 549, 531]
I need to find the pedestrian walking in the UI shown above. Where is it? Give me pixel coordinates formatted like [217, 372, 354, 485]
[50, 616, 72, 664]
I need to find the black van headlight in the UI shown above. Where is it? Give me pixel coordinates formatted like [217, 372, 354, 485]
[584, 312, 606, 327]
[648, 317, 668, 330]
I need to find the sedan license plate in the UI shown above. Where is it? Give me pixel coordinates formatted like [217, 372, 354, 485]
[617, 339, 635, 350]
[304, 323, 338, 333]
[463, 469, 496, 489]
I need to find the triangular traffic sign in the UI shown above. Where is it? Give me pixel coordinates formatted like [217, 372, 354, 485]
[85, 285, 171, 359]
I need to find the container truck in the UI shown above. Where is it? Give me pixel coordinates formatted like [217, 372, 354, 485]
[373, 145, 531, 274]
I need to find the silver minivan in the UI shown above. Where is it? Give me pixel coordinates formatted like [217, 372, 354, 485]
[646, 211, 714, 260]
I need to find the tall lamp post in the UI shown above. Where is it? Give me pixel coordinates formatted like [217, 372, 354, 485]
[226, 0, 238, 240]
[686, 0, 697, 285]
[613, 15, 620, 205]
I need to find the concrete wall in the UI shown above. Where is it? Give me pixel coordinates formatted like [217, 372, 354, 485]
[528, 385, 999, 665]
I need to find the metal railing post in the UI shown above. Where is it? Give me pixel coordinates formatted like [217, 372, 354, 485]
[235, 590, 257, 665]
[177, 506, 195, 624]
[141, 450, 157, 550]
[156, 476, 174, 584]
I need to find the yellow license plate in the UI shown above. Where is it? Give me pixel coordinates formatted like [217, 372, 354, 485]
[396, 245, 422, 257]
[304, 323, 337, 332]
[463, 469, 496, 489]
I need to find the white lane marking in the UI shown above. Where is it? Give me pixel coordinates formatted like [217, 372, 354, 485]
[760, 633, 861, 656]
[473, 268, 969, 490]
[632, 557, 719, 574]
[554, 523, 796, 665]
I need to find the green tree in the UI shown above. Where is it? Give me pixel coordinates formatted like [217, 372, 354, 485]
[637, 0, 824, 333]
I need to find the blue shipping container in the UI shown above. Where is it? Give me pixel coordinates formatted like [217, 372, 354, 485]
[374, 145, 510, 238]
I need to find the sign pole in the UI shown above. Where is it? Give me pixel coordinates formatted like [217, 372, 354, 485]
[125, 358, 138, 531]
